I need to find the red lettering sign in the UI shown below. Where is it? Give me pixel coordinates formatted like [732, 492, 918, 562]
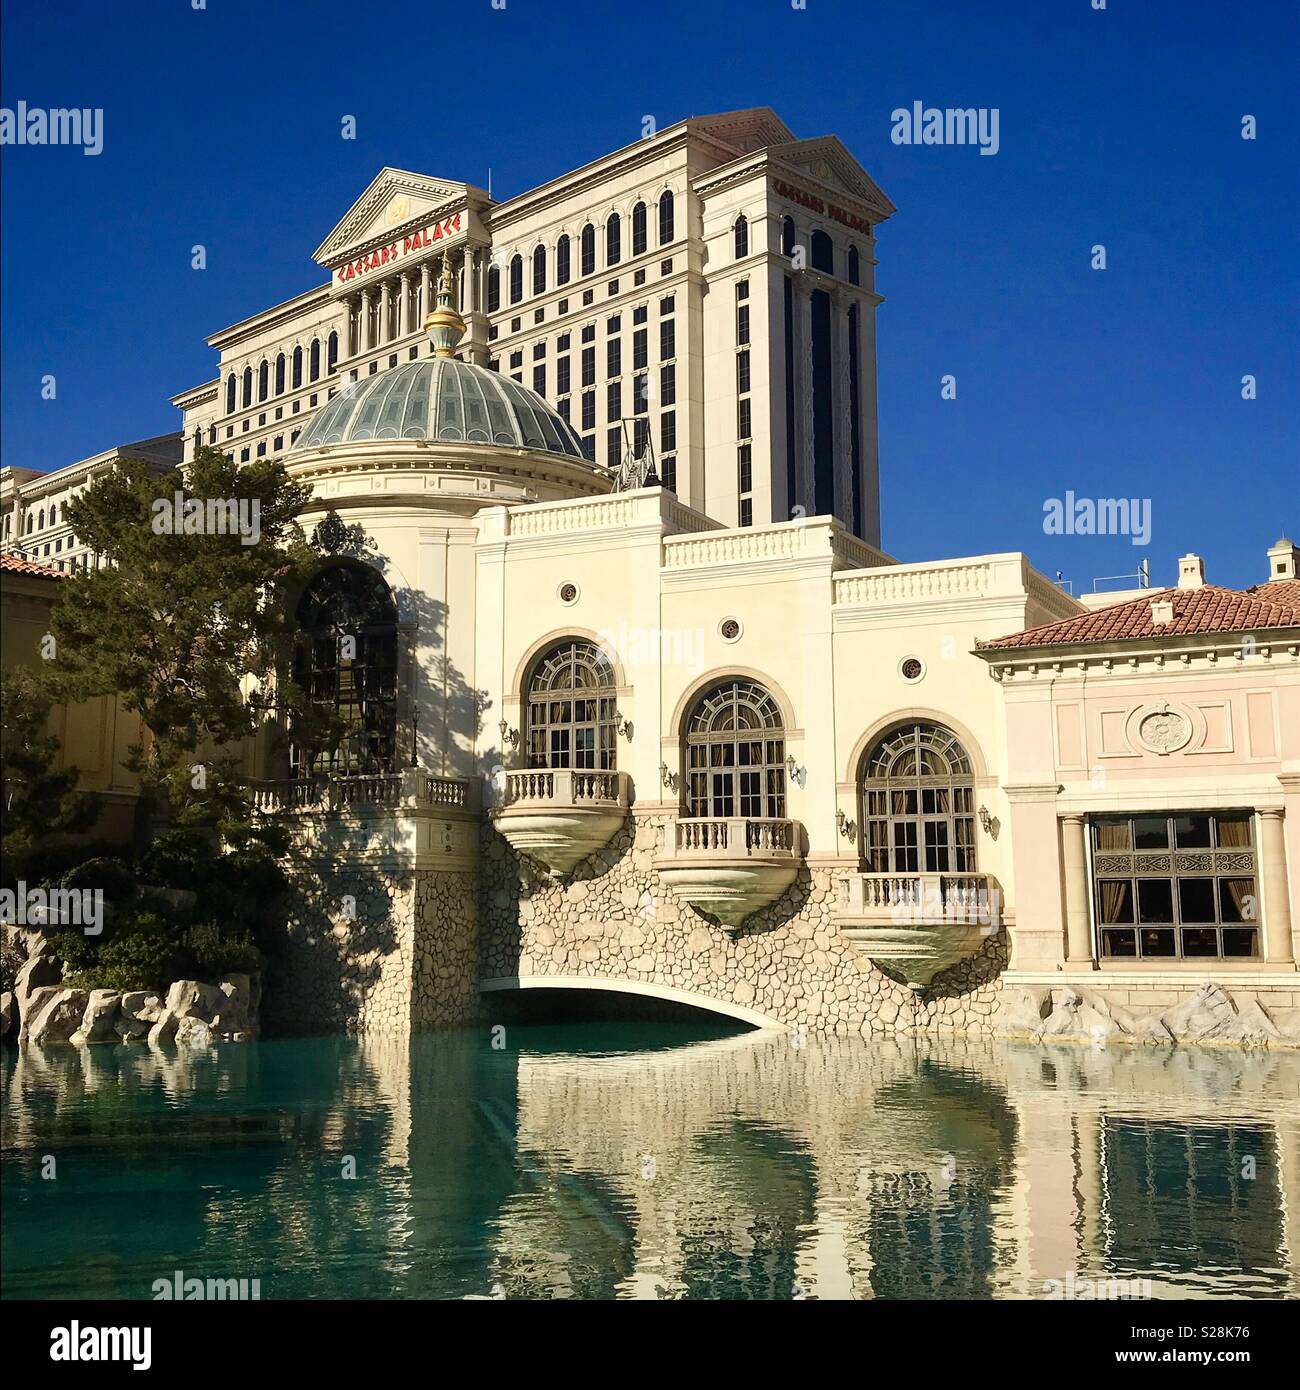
[771, 178, 872, 236]
[335, 213, 462, 284]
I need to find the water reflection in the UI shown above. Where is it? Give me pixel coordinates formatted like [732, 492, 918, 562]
[3, 1028, 1297, 1299]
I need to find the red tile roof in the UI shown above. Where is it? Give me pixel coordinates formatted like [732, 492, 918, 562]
[979, 582, 1300, 650]
[0, 552, 66, 580]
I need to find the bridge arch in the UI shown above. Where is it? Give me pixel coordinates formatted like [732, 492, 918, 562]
[479, 975, 785, 1031]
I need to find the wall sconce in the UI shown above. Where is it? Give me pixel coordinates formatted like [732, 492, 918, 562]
[978, 805, 992, 834]
[498, 718, 519, 751]
[616, 714, 633, 740]
[785, 755, 805, 787]
[836, 809, 856, 840]
[660, 762, 678, 792]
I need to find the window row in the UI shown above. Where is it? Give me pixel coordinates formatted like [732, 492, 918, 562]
[226, 335, 339, 414]
[489, 193, 677, 310]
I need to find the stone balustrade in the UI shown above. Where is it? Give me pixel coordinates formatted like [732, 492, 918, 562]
[499, 768, 627, 810]
[251, 769, 476, 815]
[655, 816, 802, 931]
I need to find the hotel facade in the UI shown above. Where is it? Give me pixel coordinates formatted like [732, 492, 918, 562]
[2, 109, 1298, 1044]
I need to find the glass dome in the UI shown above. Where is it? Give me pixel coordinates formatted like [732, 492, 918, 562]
[291, 358, 586, 460]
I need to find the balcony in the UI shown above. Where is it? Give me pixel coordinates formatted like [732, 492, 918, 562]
[654, 817, 802, 932]
[834, 872, 1000, 989]
[491, 769, 631, 880]
[250, 769, 480, 870]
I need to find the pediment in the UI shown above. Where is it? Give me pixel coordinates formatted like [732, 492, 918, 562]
[766, 137, 897, 219]
[314, 168, 475, 265]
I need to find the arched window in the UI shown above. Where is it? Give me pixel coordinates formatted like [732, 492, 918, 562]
[192, 428, 201, 454]
[734, 214, 749, 259]
[658, 190, 675, 245]
[860, 723, 977, 874]
[580, 223, 596, 277]
[275, 353, 286, 395]
[38, 509, 45, 529]
[509, 254, 524, 304]
[310, 339, 321, 381]
[226, 373, 237, 413]
[292, 346, 303, 388]
[487, 263, 501, 312]
[258, 360, 269, 401]
[327, 331, 338, 370]
[556, 234, 571, 286]
[781, 216, 796, 258]
[242, 366, 253, 408]
[292, 563, 399, 776]
[50, 504, 59, 524]
[208, 425, 217, 445]
[606, 212, 621, 266]
[847, 244, 861, 286]
[685, 679, 785, 819]
[526, 639, 617, 770]
[810, 229, 834, 274]
[632, 201, 647, 256]
[532, 244, 546, 295]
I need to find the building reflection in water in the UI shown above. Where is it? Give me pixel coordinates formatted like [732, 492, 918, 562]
[2, 1026, 1297, 1300]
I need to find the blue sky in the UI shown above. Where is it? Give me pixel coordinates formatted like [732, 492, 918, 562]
[2, 0, 1295, 591]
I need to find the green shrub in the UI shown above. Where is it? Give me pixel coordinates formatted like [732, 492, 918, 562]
[183, 922, 262, 979]
[137, 829, 216, 890]
[61, 912, 181, 993]
[60, 855, 137, 904]
[1, 936, 24, 992]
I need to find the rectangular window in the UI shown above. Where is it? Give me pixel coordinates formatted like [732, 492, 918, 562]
[738, 398, 752, 439]
[581, 324, 595, 343]
[739, 498, 754, 528]
[509, 350, 523, 369]
[738, 443, 752, 493]
[737, 304, 750, 345]
[661, 294, 675, 314]
[581, 434, 595, 461]
[661, 410, 676, 452]
[607, 381, 622, 420]
[736, 279, 749, 300]
[608, 426, 622, 468]
[581, 391, 596, 431]
[1092, 813, 1259, 960]
[660, 363, 676, 406]
[607, 339, 621, 377]
[633, 328, 648, 370]
[737, 349, 750, 394]
[660, 319, 675, 361]
[533, 342, 546, 359]
[557, 357, 571, 395]
[581, 346, 595, 386]
[633, 374, 648, 414]
[533, 365, 545, 396]
[558, 333, 571, 351]
[661, 454, 677, 492]
[633, 305, 648, 325]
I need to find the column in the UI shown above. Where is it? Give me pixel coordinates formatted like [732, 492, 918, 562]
[380, 280, 391, 345]
[420, 261, 432, 329]
[1257, 808, 1295, 965]
[1002, 783, 1066, 971]
[1060, 814, 1095, 966]
[400, 272, 412, 336]
[793, 280, 814, 515]
[360, 288, 372, 352]
[831, 288, 852, 528]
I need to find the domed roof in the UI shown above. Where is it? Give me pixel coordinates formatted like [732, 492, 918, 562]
[292, 358, 587, 460]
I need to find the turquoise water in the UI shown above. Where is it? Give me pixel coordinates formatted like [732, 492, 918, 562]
[3, 1023, 1298, 1300]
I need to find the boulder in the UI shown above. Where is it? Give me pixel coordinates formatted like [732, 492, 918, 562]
[147, 1010, 179, 1046]
[27, 988, 90, 1045]
[998, 986, 1049, 1037]
[1130, 1014, 1175, 1044]
[121, 991, 165, 1025]
[113, 1014, 152, 1042]
[71, 989, 121, 1044]
[213, 974, 251, 1033]
[1160, 982, 1276, 1045]
[174, 1016, 215, 1050]
[18, 986, 63, 1042]
[165, 980, 226, 1024]
[14, 951, 63, 1027]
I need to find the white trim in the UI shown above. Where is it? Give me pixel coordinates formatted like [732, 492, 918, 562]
[478, 974, 784, 1029]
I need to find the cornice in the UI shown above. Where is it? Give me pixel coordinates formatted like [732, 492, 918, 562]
[207, 284, 335, 351]
[983, 633, 1300, 683]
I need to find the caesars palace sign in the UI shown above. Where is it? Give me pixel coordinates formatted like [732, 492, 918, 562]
[771, 178, 873, 235]
[332, 212, 463, 286]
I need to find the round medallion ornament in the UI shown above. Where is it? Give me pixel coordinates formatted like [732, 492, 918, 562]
[719, 617, 743, 642]
[558, 582, 579, 605]
[1137, 706, 1192, 755]
[899, 656, 925, 683]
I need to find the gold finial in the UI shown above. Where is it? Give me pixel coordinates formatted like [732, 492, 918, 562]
[424, 252, 465, 358]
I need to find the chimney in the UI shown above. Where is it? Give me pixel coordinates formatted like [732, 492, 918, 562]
[1150, 598, 1175, 626]
[1266, 536, 1298, 582]
[1177, 553, 1205, 590]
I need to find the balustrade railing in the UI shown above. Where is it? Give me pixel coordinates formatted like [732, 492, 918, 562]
[837, 872, 1000, 924]
[668, 817, 797, 857]
[496, 768, 629, 810]
[251, 770, 473, 814]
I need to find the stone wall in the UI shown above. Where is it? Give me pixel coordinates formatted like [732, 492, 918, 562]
[267, 862, 479, 1036]
[477, 812, 1008, 1037]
